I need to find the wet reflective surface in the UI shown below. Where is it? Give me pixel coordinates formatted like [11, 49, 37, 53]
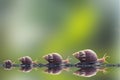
[0, 49, 119, 78]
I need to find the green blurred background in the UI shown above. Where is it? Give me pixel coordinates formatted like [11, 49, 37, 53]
[0, 0, 119, 80]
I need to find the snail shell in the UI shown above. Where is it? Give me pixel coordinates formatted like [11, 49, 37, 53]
[19, 56, 33, 72]
[4, 60, 13, 70]
[43, 53, 63, 65]
[73, 49, 98, 63]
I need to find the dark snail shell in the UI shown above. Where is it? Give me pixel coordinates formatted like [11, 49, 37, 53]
[73, 49, 98, 63]
[44, 53, 69, 75]
[19, 56, 33, 72]
[44, 53, 63, 65]
[4, 60, 13, 70]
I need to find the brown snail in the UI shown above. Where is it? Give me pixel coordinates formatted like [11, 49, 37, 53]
[4, 60, 13, 70]
[73, 49, 108, 77]
[19, 56, 33, 72]
[43, 53, 69, 75]
[73, 49, 108, 65]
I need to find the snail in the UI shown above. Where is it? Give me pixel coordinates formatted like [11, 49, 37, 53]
[73, 49, 108, 67]
[43, 53, 69, 75]
[19, 56, 33, 72]
[73, 49, 108, 77]
[3, 60, 13, 70]
[43, 53, 63, 66]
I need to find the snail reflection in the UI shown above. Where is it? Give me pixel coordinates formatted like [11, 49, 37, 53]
[73, 63, 106, 77]
[0, 49, 117, 77]
[45, 66, 63, 75]
[74, 67, 97, 77]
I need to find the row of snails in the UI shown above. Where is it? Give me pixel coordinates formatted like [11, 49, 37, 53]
[0, 49, 109, 77]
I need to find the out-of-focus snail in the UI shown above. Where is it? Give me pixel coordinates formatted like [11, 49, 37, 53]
[3, 60, 13, 70]
[43, 53, 63, 65]
[19, 56, 33, 72]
